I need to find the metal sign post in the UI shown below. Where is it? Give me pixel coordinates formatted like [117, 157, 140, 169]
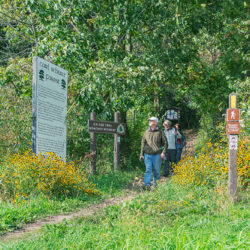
[227, 92, 240, 200]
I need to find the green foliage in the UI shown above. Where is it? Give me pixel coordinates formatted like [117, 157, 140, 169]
[0, 0, 36, 65]
[126, 109, 150, 169]
[0, 58, 32, 155]
[0, 0, 248, 163]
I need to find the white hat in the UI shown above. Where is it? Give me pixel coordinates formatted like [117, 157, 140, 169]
[148, 117, 159, 123]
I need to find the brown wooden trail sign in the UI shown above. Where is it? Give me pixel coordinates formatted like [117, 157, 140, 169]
[88, 120, 125, 135]
[226, 122, 240, 135]
[88, 112, 125, 174]
[226, 108, 240, 135]
[226, 108, 240, 122]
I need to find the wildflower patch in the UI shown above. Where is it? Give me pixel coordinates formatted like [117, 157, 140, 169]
[173, 135, 249, 189]
[0, 150, 99, 202]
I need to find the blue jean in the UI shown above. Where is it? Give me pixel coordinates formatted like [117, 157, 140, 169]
[144, 153, 161, 186]
[176, 148, 183, 164]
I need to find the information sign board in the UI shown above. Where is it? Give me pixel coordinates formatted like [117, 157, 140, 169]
[32, 56, 68, 160]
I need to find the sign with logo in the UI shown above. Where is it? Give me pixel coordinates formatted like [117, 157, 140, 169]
[88, 120, 125, 135]
[226, 122, 240, 135]
[227, 108, 240, 122]
[229, 135, 238, 150]
[32, 57, 68, 160]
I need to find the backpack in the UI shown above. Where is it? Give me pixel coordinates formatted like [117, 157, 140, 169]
[180, 132, 186, 147]
[175, 129, 186, 148]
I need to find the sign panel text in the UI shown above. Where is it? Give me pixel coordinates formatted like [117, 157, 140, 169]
[32, 56, 68, 160]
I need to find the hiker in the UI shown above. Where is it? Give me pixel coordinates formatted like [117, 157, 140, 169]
[163, 119, 182, 177]
[140, 117, 168, 189]
[175, 123, 186, 164]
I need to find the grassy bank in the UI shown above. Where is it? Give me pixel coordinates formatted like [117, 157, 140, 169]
[0, 170, 138, 235]
[2, 180, 249, 249]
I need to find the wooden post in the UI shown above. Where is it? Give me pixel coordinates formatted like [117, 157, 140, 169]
[90, 112, 97, 174]
[228, 93, 238, 200]
[114, 111, 120, 171]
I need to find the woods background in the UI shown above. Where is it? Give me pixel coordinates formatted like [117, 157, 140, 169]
[0, 0, 249, 169]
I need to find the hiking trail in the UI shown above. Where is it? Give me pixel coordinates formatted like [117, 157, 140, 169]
[0, 129, 198, 243]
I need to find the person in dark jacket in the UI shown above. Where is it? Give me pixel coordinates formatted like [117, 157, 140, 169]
[175, 123, 186, 164]
[140, 117, 168, 189]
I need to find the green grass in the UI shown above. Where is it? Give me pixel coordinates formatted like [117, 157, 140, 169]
[0, 170, 138, 235]
[2, 180, 249, 249]
[88, 170, 139, 196]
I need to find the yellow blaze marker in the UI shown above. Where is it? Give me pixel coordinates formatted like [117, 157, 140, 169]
[230, 95, 236, 108]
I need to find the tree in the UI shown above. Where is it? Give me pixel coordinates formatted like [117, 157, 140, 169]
[0, 0, 248, 161]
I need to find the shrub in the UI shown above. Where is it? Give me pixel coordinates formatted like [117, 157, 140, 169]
[0, 150, 99, 202]
[173, 134, 249, 189]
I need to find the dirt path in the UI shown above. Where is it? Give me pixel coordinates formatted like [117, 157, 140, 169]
[0, 192, 138, 242]
[182, 129, 199, 157]
[1, 129, 198, 243]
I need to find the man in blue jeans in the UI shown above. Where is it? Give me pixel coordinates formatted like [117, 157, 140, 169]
[140, 117, 168, 189]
